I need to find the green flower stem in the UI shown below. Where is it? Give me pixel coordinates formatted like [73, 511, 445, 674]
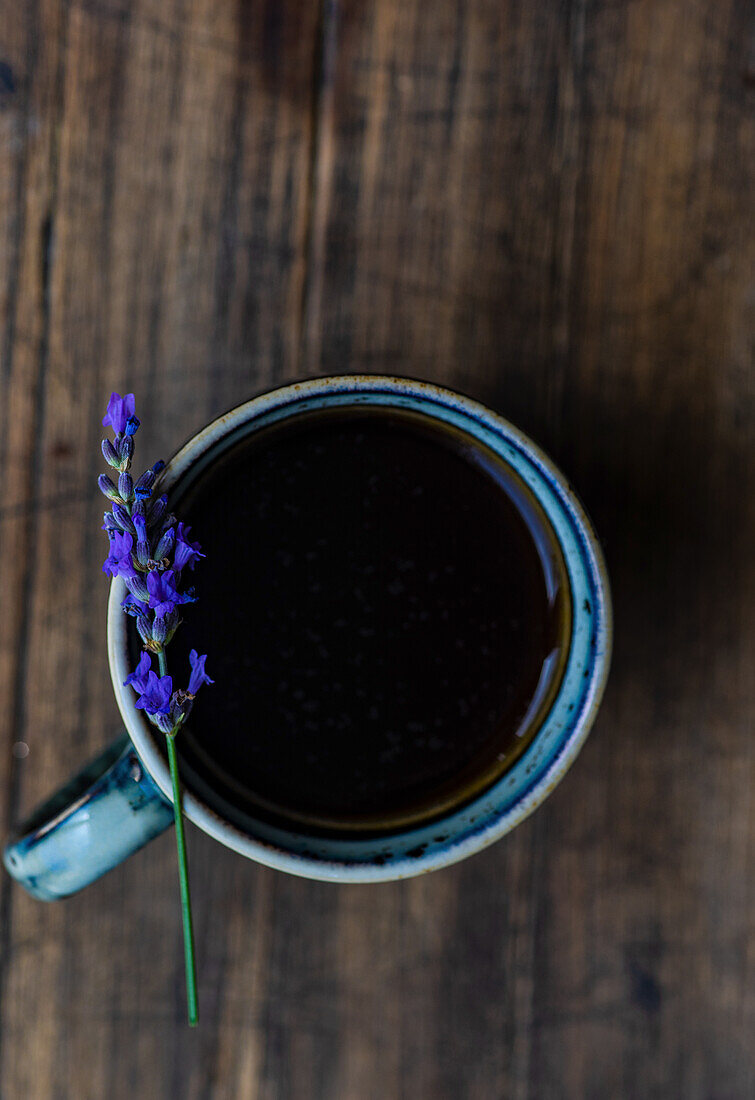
[159, 647, 199, 1027]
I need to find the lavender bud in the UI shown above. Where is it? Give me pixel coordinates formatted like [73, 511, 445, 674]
[153, 712, 175, 734]
[97, 474, 120, 503]
[125, 415, 140, 436]
[136, 614, 153, 646]
[152, 460, 166, 476]
[133, 469, 156, 500]
[133, 518, 151, 569]
[118, 434, 134, 467]
[158, 513, 178, 540]
[154, 526, 175, 561]
[163, 609, 180, 646]
[103, 511, 119, 535]
[118, 472, 133, 502]
[152, 616, 168, 645]
[101, 439, 120, 468]
[170, 690, 193, 727]
[147, 494, 168, 529]
[112, 503, 136, 536]
[125, 574, 149, 602]
[133, 514, 148, 542]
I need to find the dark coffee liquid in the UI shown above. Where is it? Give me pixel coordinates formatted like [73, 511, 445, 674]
[168, 406, 567, 834]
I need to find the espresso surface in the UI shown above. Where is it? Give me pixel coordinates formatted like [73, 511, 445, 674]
[170, 406, 565, 832]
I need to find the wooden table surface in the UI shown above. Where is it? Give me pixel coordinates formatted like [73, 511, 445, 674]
[0, 1, 753, 1097]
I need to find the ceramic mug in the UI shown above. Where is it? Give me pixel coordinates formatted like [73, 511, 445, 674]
[4, 376, 612, 900]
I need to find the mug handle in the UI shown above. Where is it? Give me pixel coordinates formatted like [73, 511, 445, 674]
[3, 734, 174, 901]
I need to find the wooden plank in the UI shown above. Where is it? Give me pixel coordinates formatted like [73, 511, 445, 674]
[0, 0, 320, 1096]
[0, 0, 752, 1096]
[305, 1, 755, 1097]
[0, 1, 73, 1091]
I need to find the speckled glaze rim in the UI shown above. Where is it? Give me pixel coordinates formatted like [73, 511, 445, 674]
[108, 376, 612, 882]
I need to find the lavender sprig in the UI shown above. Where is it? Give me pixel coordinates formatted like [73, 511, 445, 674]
[99, 392, 212, 1027]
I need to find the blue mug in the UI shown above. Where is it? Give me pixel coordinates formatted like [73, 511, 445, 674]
[4, 377, 612, 899]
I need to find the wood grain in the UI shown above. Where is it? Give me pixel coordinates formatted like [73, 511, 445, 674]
[0, 0, 753, 1096]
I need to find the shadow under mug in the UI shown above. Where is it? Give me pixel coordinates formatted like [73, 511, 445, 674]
[4, 376, 612, 899]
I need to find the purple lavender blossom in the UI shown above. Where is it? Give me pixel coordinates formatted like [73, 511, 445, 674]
[134, 670, 173, 715]
[102, 391, 212, 732]
[102, 531, 137, 578]
[102, 392, 136, 436]
[146, 569, 193, 618]
[174, 524, 205, 572]
[124, 651, 152, 693]
[101, 391, 208, 1023]
[188, 650, 214, 696]
[121, 593, 149, 616]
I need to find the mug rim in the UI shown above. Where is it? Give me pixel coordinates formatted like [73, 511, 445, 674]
[108, 375, 612, 882]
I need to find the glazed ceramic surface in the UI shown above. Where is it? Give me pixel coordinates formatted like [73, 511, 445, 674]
[5, 377, 612, 897]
